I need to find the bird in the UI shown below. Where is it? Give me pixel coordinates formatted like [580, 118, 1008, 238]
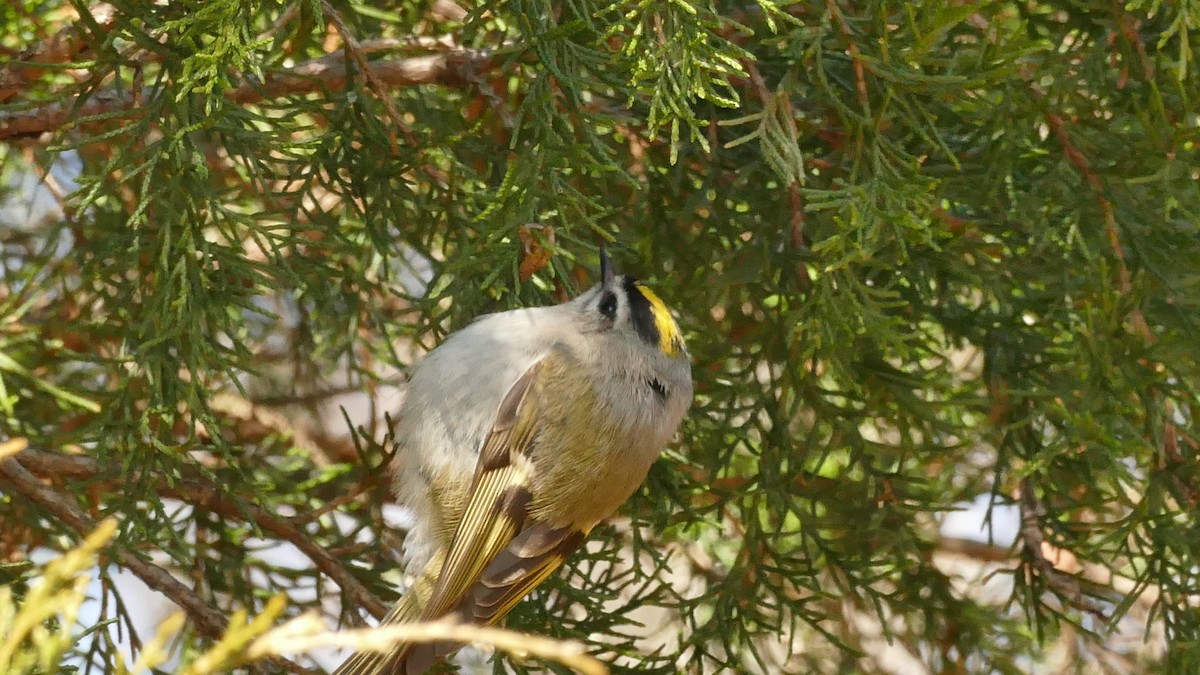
[333, 250, 693, 674]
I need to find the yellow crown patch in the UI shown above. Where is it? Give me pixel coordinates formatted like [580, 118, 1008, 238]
[633, 283, 685, 357]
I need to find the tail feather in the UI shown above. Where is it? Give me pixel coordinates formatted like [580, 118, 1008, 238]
[331, 552, 441, 675]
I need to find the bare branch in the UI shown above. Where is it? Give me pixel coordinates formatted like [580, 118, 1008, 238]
[226, 44, 492, 105]
[0, 90, 133, 141]
[0, 46, 494, 141]
[1016, 479, 1108, 618]
[937, 535, 1200, 611]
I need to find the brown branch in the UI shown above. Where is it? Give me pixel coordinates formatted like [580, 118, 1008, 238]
[248, 384, 368, 407]
[0, 4, 480, 140]
[14, 447, 389, 622]
[938, 534, 1200, 612]
[0, 90, 134, 141]
[1016, 479, 1108, 617]
[1, 45, 494, 141]
[1043, 109, 1150, 340]
[225, 39, 489, 105]
[825, 0, 868, 105]
[0, 3, 118, 104]
[936, 536, 1011, 564]
[0, 456, 285, 660]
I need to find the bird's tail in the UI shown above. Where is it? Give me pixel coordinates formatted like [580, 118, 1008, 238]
[331, 551, 443, 675]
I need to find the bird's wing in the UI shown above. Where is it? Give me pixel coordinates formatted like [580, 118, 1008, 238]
[464, 520, 587, 625]
[399, 354, 591, 673]
[418, 357, 547, 621]
[338, 354, 597, 675]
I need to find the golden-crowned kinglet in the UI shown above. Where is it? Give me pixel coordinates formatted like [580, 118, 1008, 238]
[334, 251, 693, 675]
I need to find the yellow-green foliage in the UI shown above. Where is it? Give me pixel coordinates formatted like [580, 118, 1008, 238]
[0, 519, 113, 674]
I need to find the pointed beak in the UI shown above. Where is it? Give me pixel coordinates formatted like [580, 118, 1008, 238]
[599, 248, 615, 285]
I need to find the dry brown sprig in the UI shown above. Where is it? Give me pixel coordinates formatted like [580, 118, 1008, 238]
[251, 613, 609, 675]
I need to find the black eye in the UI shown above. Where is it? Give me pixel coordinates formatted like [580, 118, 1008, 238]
[647, 377, 668, 400]
[598, 291, 618, 319]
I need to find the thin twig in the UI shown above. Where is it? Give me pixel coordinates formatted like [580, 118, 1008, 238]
[1038, 85, 1185, 518]
[255, 3, 301, 44]
[1017, 479, 1108, 618]
[825, 0, 868, 105]
[743, 60, 809, 277]
[0, 458, 227, 632]
[318, 0, 415, 154]
[938, 535, 1199, 609]
[1040, 103, 1148, 341]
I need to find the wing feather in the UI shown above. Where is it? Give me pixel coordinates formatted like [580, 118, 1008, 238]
[467, 524, 587, 625]
[400, 525, 588, 672]
[419, 360, 544, 621]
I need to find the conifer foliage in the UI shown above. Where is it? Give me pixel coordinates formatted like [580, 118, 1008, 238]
[1, 1, 1198, 673]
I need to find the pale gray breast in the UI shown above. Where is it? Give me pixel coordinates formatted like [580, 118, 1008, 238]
[398, 306, 574, 480]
